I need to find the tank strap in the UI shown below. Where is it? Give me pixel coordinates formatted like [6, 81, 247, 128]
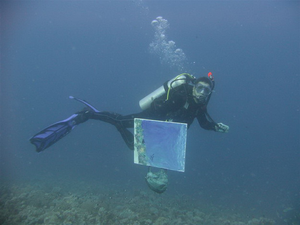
[163, 80, 169, 92]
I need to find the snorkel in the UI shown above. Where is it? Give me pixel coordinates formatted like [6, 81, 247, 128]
[205, 72, 215, 106]
[203, 72, 217, 124]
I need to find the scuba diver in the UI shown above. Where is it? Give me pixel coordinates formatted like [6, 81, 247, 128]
[30, 72, 229, 193]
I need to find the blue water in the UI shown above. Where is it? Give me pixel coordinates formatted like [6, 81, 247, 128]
[1, 1, 299, 223]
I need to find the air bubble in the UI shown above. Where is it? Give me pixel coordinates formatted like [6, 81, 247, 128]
[149, 17, 187, 72]
[151, 20, 158, 26]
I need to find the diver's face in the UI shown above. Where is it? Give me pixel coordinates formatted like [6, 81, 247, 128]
[193, 82, 211, 104]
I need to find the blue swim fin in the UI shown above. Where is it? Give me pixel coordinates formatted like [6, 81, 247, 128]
[30, 114, 78, 152]
[30, 96, 100, 152]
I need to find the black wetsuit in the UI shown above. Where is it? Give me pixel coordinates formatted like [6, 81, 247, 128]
[81, 83, 217, 150]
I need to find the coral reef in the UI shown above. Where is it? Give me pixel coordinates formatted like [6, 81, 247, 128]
[0, 181, 276, 225]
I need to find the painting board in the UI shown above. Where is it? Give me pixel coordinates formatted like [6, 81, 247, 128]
[134, 118, 187, 172]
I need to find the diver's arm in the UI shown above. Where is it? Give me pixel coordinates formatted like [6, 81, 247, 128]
[196, 111, 218, 131]
[197, 111, 229, 132]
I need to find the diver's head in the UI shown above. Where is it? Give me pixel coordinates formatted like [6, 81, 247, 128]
[192, 77, 212, 104]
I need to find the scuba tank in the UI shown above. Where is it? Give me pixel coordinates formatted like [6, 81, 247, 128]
[139, 73, 195, 110]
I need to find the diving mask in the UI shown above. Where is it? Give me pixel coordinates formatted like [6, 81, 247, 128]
[193, 82, 212, 102]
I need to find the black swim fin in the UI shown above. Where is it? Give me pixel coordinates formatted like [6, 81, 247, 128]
[30, 96, 100, 152]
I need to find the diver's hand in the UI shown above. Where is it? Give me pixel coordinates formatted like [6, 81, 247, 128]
[215, 123, 229, 133]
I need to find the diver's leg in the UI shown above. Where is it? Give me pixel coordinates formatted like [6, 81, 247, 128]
[89, 111, 134, 150]
[90, 111, 133, 127]
[90, 111, 151, 150]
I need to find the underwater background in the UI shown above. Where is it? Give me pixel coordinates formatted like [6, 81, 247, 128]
[1, 1, 299, 224]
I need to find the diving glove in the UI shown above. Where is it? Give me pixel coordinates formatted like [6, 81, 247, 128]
[215, 123, 229, 133]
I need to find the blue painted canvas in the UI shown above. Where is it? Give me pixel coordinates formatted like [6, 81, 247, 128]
[134, 118, 187, 172]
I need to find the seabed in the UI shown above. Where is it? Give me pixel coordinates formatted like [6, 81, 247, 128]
[0, 179, 277, 225]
